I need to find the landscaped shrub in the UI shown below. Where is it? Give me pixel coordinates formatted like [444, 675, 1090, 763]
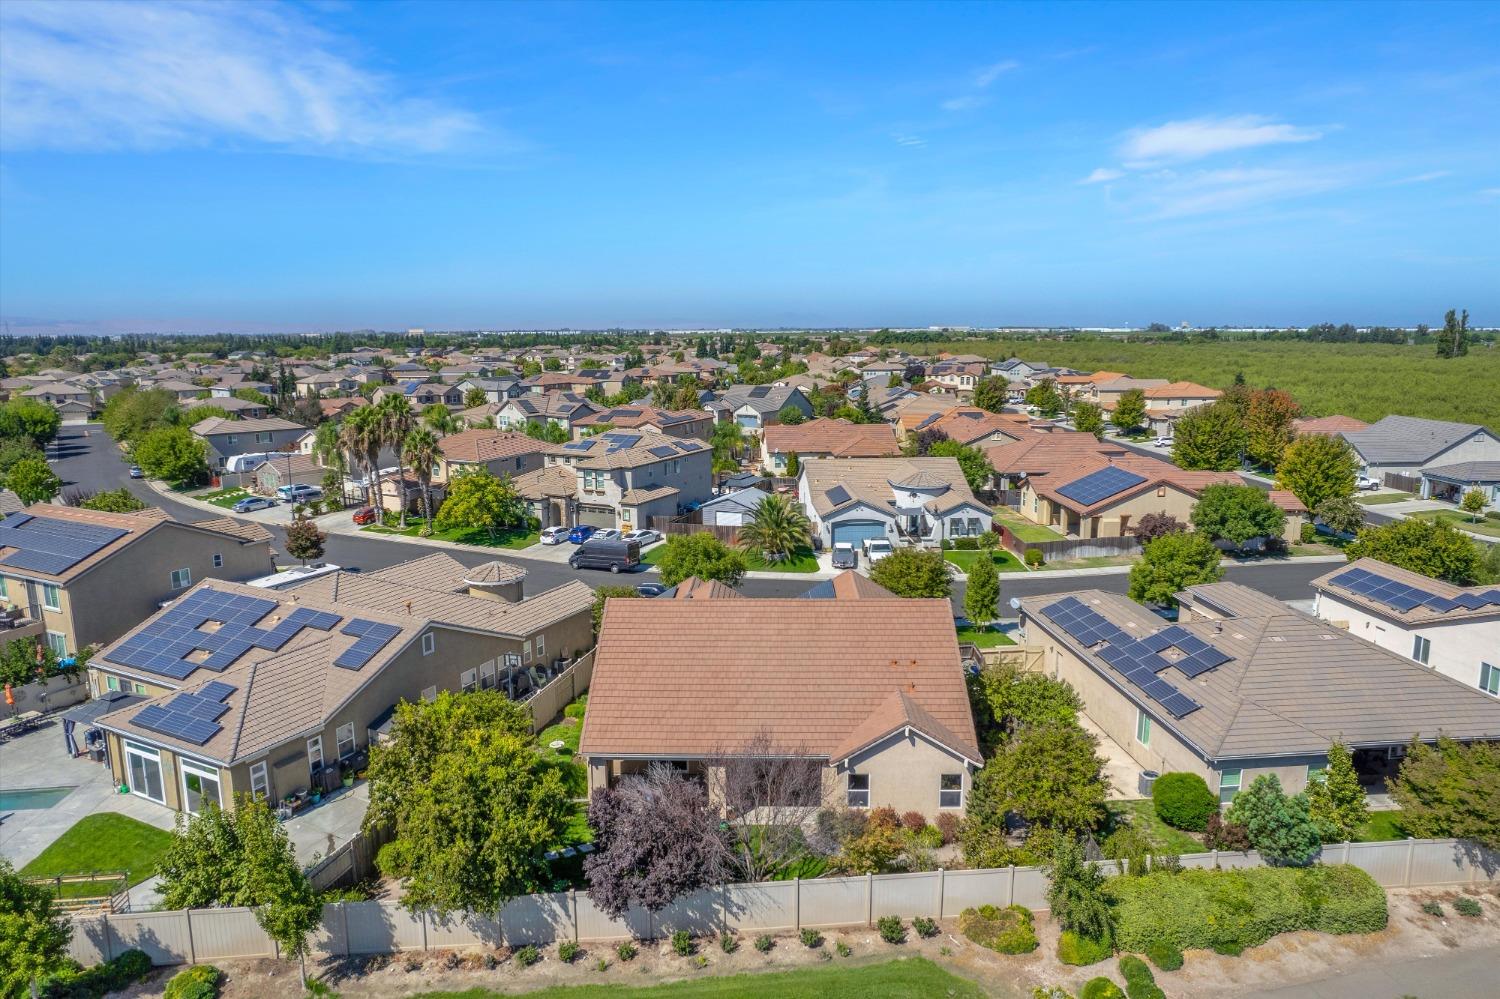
[1057, 930, 1113, 966]
[1025, 548, 1044, 568]
[163, 965, 221, 999]
[1033, 988, 1074, 999]
[835, 940, 852, 957]
[1118, 955, 1164, 999]
[513, 945, 539, 967]
[1151, 773, 1218, 831]
[901, 810, 928, 831]
[1079, 977, 1125, 999]
[912, 916, 939, 938]
[719, 931, 738, 953]
[616, 941, 637, 961]
[954, 537, 979, 550]
[913, 824, 945, 849]
[1454, 896, 1483, 917]
[671, 930, 694, 956]
[564, 696, 587, 719]
[43, 948, 155, 999]
[557, 941, 581, 963]
[1421, 900, 1444, 917]
[935, 811, 961, 844]
[877, 915, 906, 944]
[754, 934, 774, 953]
[959, 904, 1038, 954]
[800, 928, 823, 948]
[1144, 939, 1183, 971]
[1107, 865, 1387, 955]
[1204, 813, 1252, 851]
[869, 806, 901, 829]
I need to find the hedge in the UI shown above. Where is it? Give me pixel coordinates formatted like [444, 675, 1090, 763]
[1107, 865, 1386, 955]
[1118, 955, 1164, 999]
[41, 949, 152, 999]
[1150, 772, 1218, 831]
[1058, 930, 1113, 966]
[163, 965, 221, 999]
[958, 903, 1038, 954]
[1080, 978, 1125, 999]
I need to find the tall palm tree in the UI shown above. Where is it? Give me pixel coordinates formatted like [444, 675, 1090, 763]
[378, 396, 416, 526]
[737, 493, 811, 564]
[423, 403, 457, 435]
[339, 406, 382, 505]
[402, 428, 441, 536]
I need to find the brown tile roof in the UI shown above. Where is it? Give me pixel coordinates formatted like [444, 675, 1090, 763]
[0, 504, 262, 583]
[828, 570, 896, 599]
[1310, 557, 1500, 625]
[762, 419, 901, 458]
[1267, 490, 1308, 514]
[190, 416, 306, 436]
[513, 464, 577, 500]
[1294, 415, 1369, 436]
[573, 406, 712, 431]
[463, 559, 529, 585]
[579, 597, 979, 761]
[620, 485, 680, 504]
[1031, 455, 1239, 515]
[546, 429, 709, 470]
[670, 577, 741, 600]
[911, 407, 1035, 446]
[829, 690, 981, 764]
[190, 517, 274, 543]
[982, 432, 1123, 477]
[438, 429, 546, 464]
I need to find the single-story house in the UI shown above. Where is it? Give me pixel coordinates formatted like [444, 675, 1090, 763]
[705, 385, 814, 430]
[252, 453, 325, 495]
[698, 484, 770, 527]
[1343, 415, 1500, 489]
[1418, 461, 1500, 509]
[797, 456, 992, 549]
[760, 418, 901, 475]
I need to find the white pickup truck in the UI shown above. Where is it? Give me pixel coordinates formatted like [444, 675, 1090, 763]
[863, 537, 894, 564]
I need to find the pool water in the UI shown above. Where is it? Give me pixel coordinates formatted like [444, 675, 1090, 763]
[0, 786, 78, 810]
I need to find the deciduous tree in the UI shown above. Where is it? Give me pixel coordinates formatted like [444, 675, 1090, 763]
[1111, 389, 1146, 434]
[1346, 519, 1485, 585]
[869, 546, 952, 599]
[591, 585, 639, 636]
[1244, 389, 1301, 468]
[1315, 494, 1365, 536]
[79, 487, 147, 513]
[1129, 512, 1185, 543]
[1189, 484, 1286, 550]
[284, 517, 326, 563]
[776, 405, 806, 425]
[132, 426, 209, 485]
[0, 398, 62, 447]
[434, 468, 525, 541]
[1305, 742, 1368, 843]
[967, 661, 1081, 754]
[926, 439, 994, 493]
[967, 723, 1108, 834]
[963, 549, 1000, 627]
[4, 456, 62, 505]
[1127, 532, 1223, 607]
[1171, 401, 1246, 471]
[1072, 401, 1105, 439]
[1461, 487, 1488, 523]
[1390, 736, 1500, 850]
[1044, 836, 1113, 943]
[656, 532, 749, 587]
[1275, 433, 1358, 514]
[1025, 378, 1063, 417]
[972, 377, 1008, 414]
[1, 857, 73, 999]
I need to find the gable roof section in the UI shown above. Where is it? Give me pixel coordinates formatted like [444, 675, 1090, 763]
[438, 429, 546, 464]
[191, 416, 305, 437]
[762, 418, 901, 458]
[800, 456, 982, 518]
[1344, 415, 1495, 465]
[1311, 557, 1500, 625]
[0, 504, 262, 583]
[1143, 381, 1222, 399]
[1293, 415, 1368, 436]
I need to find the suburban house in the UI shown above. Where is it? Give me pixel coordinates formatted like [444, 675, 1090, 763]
[1055, 371, 1126, 403]
[1095, 377, 1169, 415]
[1342, 415, 1500, 494]
[982, 431, 1126, 490]
[572, 405, 715, 441]
[925, 360, 987, 395]
[1019, 582, 1500, 802]
[909, 407, 1036, 447]
[519, 430, 714, 531]
[580, 579, 982, 817]
[705, 385, 814, 430]
[90, 553, 594, 814]
[1418, 462, 1500, 510]
[251, 453, 325, 496]
[496, 392, 602, 434]
[191, 417, 307, 472]
[697, 483, 770, 527]
[185, 396, 270, 420]
[375, 381, 467, 409]
[760, 418, 902, 475]
[22, 381, 98, 420]
[989, 358, 1055, 383]
[797, 456, 992, 549]
[1140, 382, 1223, 435]
[1311, 558, 1500, 697]
[0, 505, 272, 661]
[453, 377, 524, 404]
[435, 429, 548, 483]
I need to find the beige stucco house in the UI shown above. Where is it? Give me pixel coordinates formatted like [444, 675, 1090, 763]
[526, 429, 714, 531]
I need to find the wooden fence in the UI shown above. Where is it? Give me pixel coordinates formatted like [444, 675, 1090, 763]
[1382, 472, 1422, 493]
[67, 837, 1499, 967]
[994, 524, 1142, 563]
[648, 518, 740, 544]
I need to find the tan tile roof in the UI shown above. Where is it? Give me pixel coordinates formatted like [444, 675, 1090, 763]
[1310, 557, 1500, 625]
[438, 429, 546, 464]
[546, 429, 708, 470]
[1293, 415, 1369, 436]
[1143, 381, 1221, 399]
[981, 432, 1123, 477]
[190, 416, 306, 436]
[828, 690, 981, 764]
[513, 464, 577, 500]
[670, 577, 741, 600]
[800, 456, 984, 519]
[620, 485, 680, 504]
[580, 597, 979, 761]
[190, 517, 274, 544]
[829, 570, 895, 599]
[1031, 455, 1239, 516]
[911, 408, 1032, 445]
[573, 406, 712, 431]
[463, 559, 529, 585]
[762, 419, 901, 458]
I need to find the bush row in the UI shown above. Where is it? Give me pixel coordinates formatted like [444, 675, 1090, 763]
[1107, 864, 1387, 955]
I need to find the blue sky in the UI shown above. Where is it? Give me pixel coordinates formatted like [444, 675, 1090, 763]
[1, 0, 1497, 333]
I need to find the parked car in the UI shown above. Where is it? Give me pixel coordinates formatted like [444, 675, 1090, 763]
[864, 537, 894, 564]
[831, 542, 858, 569]
[232, 496, 276, 513]
[1152, 437, 1173, 448]
[569, 538, 642, 573]
[540, 525, 571, 545]
[351, 506, 378, 526]
[1356, 476, 1380, 491]
[567, 524, 597, 544]
[128, 465, 144, 478]
[622, 529, 663, 546]
[635, 583, 667, 597]
[592, 528, 622, 542]
[276, 484, 323, 502]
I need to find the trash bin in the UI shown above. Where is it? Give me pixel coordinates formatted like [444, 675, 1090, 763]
[1139, 769, 1160, 797]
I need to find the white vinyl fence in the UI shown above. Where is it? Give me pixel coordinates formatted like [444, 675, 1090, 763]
[68, 837, 1498, 968]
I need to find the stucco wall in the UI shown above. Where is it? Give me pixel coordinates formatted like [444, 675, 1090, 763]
[842, 730, 972, 820]
[1315, 592, 1500, 694]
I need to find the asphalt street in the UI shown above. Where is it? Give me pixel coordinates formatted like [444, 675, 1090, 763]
[50, 424, 1338, 607]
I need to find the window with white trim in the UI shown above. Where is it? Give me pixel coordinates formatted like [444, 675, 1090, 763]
[523, 640, 533, 664]
[105, 675, 120, 691]
[421, 632, 435, 656]
[1412, 635, 1431, 664]
[480, 659, 497, 689]
[846, 773, 870, 808]
[255, 431, 273, 444]
[939, 773, 962, 809]
[461, 668, 478, 693]
[307, 736, 324, 777]
[1219, 768, 1242, 803]
[170, 567, 192, 590]
[1481, 662, 1499, 697]
[249, 760, 269, 800]
[42, 583, 61, 611]
[535, 634, 545, 661]
[46, 632, 67, 657]
[133, 681, 147, 694]
[335, 722, 356, 759]
[1135, 708, 1151, 747]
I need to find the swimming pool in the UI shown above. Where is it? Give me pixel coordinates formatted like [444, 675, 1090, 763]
[0, 786, 78, 810]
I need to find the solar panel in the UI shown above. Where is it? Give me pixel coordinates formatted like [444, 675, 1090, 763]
[673, 440, 701, 452]
[602, 433, 642, 448]
[0, 514, 129, 575]
[198, 680, 237, 702]
[563, 441, 592, 451]
[334, 619, 402, 670]
[1159, 691, 1202, 719]
[132, 704, 222, 745]
[1055, 466, 1148, 506]
[824, 485, 852, 506]
[1139, 676, 1177, 703]
[648, 445, 678, 458]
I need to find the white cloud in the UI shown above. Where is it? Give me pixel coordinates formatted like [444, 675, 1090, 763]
[974, 60, 1020, 87]
[0, 0, 485, 155]
[941, 59, 1019, 112]
[1120, 115, 1322, 165]
[940, 95, 988, 112]
[1128, 167, 1346, 219]
[892, 133, 926, 147]
[1389, 170, 1450, 185]
[1080, 168, 1124, 185]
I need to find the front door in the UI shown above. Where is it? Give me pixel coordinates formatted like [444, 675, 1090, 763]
[180, 759, 222, 814]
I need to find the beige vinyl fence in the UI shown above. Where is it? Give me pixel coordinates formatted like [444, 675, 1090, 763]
[68, 838, 1498, 968]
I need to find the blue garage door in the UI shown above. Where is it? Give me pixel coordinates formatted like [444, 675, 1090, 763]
[832, 520, 888, 547]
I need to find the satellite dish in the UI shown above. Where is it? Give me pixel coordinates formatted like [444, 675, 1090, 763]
[1009, 597, 1021, 610]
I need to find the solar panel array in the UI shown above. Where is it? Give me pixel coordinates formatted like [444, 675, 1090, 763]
[1055, 466, 1148, 506]
[672, 439, 704, 453]
[334, 619, 403, 670]
[1042, 596, 1232, 719]
[824, 485, 852, 507]
[562, 441, 593, 451]
[108, 589, 341, 681]
[132, 682, 238, 745]
[647, 445, 679, 458]
[1330, 566, 1500, 614]
[0, 513, 130, 575]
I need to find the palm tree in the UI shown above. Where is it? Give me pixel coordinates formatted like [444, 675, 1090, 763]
[402, 428, 441, 536]
[378, 396, 416, 527]
[338, 406, 382, 505]
[423, 403, 457, 435]
[737, 493, 811, 564]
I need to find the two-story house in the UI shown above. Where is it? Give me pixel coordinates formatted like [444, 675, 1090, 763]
[522, 430, 713, 531]
[572, 405, 715, 441]
[797, 456, 992, 549]
[496, 392, 602, 434]
[191, 417, 308, 472]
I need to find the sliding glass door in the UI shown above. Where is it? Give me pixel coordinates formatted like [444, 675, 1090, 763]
[180, 758, 222, 814]
[124, 741, 165, 803]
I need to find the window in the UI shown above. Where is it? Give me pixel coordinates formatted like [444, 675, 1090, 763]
[1412, 635, 1431, 665]
[249, 760, 269, 800]
[1135, 708, 1151, 747]
[180, 758, 222, 814]
[42, 583, 61, 611]
[170, 567, 192, 590]
[212, 553, 223, 568]
[255, 431, 273, 444]
[535, 634, 545, 661]
[46, 632, 67, 657]
[461, 668, 478, 693]
[421, 685, 437, 702]
[133, 681, 147, 694]
[421, 632, 435, 656]
[939, 773, 963, 809]
[480, 659, 497, 690]
[307, 736, 323, 778]
[846, 773, 869, 807]
[1481, 662, 1499, 696]
[1157, 485, 1167, 497]
[335, 723, 356, 759]
[523, 640, 533, 664]
[105, 675, 120, 692]
[968, 517, 982, 535]
[124, 740, 165, 803]
[1219, 768, 1242, 803]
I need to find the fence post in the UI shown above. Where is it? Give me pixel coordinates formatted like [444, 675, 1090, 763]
[185, 909, 196, 965]
[1404, 838, 1416, 888]
[936, 868, 945, 919]
[793, 877, 801, 933]
[866, 873, 874, 927]
[1340, 841, 1351, 866]
[341, 902, 352, 958]
[569, 889, 579, 942]
[1210, 849, 1219, 870]
[102, 912, 113, 963]
[1006, 865, 1015, 907]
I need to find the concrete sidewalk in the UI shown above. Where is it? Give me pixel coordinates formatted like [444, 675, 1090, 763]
[1244, 945, 1499, 998]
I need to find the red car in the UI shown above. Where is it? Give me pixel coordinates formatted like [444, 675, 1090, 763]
[351, 506, 378, 526]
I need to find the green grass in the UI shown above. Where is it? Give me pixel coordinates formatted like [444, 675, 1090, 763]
[1045, 554, 1138, 569]
[1409, 509, 1500, 538]
[361, 522, 539, 549]
[1355, 810, 1407, 842]
[956, 624, 1016, 648]
[538, 717, 583, 756]
[197, 486, 251, 508]
[989, 506, 1065, 542]
[410, 958, 985, 999]
[20, 813, 173, 891]
[1105, 799, 1204, 855]
[643, 541, 819, 573]
[943, 549, 1024, 574]
[1357, 491, 1416, 505]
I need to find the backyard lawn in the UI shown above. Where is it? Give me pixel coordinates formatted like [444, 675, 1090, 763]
[955, 624, 1016, 648]
[1356, 491, 1416, 505]
[20, 813, 173, 892]
[412, 958, 986, 999]
[989, 506, 1065, 543]
[1105, 799, 1203, 855]
[362, 522, 539, 549]
[1356, 810, 1407, 842]
[1409, 509, 1500, 539]
[942, 549, 1025, 574]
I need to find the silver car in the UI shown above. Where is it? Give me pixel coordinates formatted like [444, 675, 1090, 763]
[622, 529, 663, 546]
